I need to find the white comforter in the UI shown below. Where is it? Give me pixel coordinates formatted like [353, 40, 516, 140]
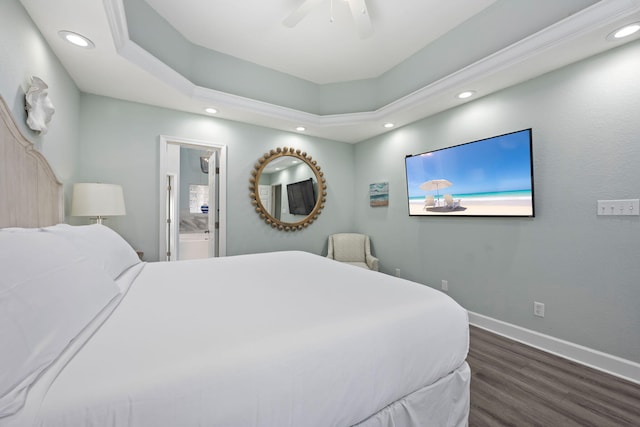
[5, 251, 468, 427]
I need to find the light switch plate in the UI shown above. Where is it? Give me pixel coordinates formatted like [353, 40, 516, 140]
[597, 199, 639, 216]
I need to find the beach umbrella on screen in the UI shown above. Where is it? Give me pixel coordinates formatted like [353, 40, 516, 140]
[420, 179, 453, 203]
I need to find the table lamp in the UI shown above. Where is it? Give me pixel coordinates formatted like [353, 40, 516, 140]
[71, 183, 126, 224]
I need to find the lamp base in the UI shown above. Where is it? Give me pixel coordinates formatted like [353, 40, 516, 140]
[91, 216, 106, 224]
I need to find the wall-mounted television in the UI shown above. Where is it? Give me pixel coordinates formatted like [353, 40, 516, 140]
[287, 178, 316, 215]
[405, 129, 534, 217]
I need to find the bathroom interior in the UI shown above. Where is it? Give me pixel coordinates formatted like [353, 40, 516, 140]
[178, 146, 213, 260]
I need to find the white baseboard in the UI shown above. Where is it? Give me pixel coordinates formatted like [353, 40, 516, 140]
[467, 311, 640, 385]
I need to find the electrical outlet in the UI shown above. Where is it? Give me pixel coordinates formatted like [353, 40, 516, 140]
[395, 268, 401, 277]
[534, 301, 545, 318]
[441, 280, 449, 292]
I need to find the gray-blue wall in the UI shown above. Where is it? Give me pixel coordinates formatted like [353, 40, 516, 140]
[0, 0, 81, 208]
[76, 94, 355, 260]
[354, 40, 640, 363]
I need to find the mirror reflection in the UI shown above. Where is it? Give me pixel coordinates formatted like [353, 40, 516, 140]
[249, 147, 326, 231]
[258, 158, 316, 222]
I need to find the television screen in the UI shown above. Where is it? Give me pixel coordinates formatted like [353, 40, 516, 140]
[405, 129, 534, 217]
[287, 178, 316, 215]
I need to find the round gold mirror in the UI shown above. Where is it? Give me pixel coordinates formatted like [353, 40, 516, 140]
[249, 147, 327, 231]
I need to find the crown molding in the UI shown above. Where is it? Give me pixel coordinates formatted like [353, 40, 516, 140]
[103, 0, 640, 142]
[102, 0, 128, 51]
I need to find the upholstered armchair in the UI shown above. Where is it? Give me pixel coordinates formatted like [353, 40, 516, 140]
[326, 233, 379, 271]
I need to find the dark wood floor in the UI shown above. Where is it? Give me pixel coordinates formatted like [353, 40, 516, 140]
[467, 325, 640, 426]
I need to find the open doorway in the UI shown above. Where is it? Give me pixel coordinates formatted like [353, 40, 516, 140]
[159, 136, 227, 261]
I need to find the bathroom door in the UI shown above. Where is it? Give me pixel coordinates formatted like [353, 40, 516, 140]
[207, 150, 219, 258]
[159, 136, 227, 261]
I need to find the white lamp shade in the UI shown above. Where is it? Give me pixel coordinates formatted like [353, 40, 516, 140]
[71, 183, 126, 217]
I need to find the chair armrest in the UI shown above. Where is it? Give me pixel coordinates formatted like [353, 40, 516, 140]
[366, 254, 379, 271]
[326, 236, 334, 259]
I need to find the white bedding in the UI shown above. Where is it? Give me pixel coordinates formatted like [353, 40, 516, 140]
[2, 250, 469, 427]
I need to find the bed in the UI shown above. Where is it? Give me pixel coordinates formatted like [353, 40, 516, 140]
[0, 96, 470, 427]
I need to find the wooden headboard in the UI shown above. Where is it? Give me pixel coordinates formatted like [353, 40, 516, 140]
[0, 96, 63, 228]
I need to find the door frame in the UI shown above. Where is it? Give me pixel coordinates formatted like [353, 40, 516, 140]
[159, 135, 227, 259]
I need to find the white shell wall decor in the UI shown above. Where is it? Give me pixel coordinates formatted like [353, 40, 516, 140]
[25, 76, 55, 134]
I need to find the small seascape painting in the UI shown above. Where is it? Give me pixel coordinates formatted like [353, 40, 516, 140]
[370, 182, 389, 207]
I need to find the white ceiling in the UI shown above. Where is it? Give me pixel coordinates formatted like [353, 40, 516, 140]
[142, 0, 496, 84]
[18, 0, 640, 143]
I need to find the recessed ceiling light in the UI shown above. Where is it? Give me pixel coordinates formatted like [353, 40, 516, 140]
[457, 90, 475, 99]
[58, 30, 94, 49]
[383, 123, 395, 128]
[296, 126, 306, 132]
[204, 107, 218, 114]
[608, 23, 640, 40]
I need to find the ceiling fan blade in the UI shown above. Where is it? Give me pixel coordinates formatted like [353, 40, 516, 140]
[282, 0, 326, 28]
[347, 0, 373, 39]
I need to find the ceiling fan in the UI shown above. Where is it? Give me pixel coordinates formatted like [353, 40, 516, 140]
[283, 0, 373, 39]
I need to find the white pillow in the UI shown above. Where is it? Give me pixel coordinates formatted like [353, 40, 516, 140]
[0, 231, 120, 416]
[0, 227, 40, 233]
[43, 224, 141, 280]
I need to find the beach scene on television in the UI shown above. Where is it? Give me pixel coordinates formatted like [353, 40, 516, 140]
[405, 129, 534, 217]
